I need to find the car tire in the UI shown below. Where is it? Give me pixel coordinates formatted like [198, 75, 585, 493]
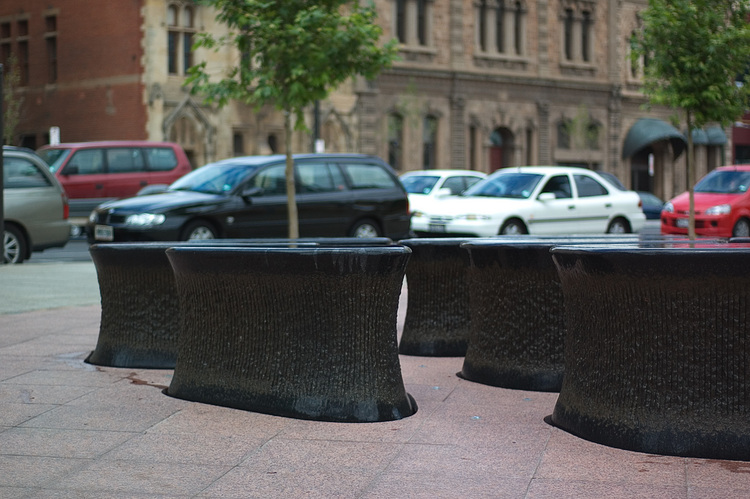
[180, 220, 218, 241]
[349, 219, 381, 238]
[499, 219, 527, 235]
[732, 218, 750, 237]
[606, 217, 631, 234]
[4, 224, 27, 264]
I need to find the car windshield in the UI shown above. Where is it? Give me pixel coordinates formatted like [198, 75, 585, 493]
[695, 170, 750, 194]
[169, 163, 259, 194]
[37, 148, 72, 173]
[464, 172, 543, 199]
[401, 175, 440, 194]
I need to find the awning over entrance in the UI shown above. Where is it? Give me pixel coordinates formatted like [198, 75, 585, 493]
[705, 126, 728, 145]
[622, 118, 687, 159]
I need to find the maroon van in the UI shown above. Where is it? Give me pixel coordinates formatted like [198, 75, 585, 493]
[37, 141, 192, 218]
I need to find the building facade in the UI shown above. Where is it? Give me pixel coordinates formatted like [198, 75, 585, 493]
[0, 0, 732, 201]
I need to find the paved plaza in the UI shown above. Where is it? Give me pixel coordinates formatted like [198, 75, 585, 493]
[1, 256, 749, 498]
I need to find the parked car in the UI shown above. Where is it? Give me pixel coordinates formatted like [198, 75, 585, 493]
[400, 169, 486, 213]
[86, 154, 412, 242]
[637, 191, 665, 220]
[37, 141, 192, 218]
[410, 166, 646, 236]
[3, 146, 70, 263]
[661, 165, 750, 237]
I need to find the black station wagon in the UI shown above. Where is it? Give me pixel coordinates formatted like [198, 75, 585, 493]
[86, 154, 412, 242]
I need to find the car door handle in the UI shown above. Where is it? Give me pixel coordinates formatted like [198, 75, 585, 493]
[568, 205, 575, 210]
[605, 203, 612, 208]
[96, 184, 104, 190]
[140, 181, 148, 186]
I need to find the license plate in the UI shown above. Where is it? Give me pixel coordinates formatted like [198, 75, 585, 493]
[95, 224, 114, 241]
[429, 224, 446, 233]
[676, 218, 689, 228]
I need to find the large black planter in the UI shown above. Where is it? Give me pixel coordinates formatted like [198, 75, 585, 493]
[550, 243, 750, 460]
[165, 246, 417, 423]
[458, 237, 647, 391]
[86, 241, 318, 369]
[398, 238, 474, 356]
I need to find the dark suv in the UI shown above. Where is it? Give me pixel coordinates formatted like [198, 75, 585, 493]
[87, 154, 412, 242]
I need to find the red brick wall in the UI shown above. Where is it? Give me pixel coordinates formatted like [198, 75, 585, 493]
[1, 0, 146, 147]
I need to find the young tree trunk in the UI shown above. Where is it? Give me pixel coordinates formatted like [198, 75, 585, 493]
[284, 111, 299, 239]
[686, 110, 696, 240]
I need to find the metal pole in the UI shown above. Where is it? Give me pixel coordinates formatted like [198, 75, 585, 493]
[312, 100, 320, 153]
[1, 64, 5, 265]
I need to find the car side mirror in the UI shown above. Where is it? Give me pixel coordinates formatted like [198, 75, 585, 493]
[62, 165, 79, 176]
[241, 186, 262, 202]
[538, 192, 556, 202]
[435, 188, 453, 198]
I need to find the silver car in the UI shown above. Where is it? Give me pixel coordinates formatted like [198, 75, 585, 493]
[3, 146, 70, 263]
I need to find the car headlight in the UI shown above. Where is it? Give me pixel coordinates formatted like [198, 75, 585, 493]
[456, 214, 491, 221]
[663, 202, 674, 213]
[125, 213, 166, 226]
[88, 211, 98, 223]
[704, 204, 731, 216]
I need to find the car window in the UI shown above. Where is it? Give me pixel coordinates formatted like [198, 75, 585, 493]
[464, 176, 483, 190]
[250, 164, 287, 195]
[4, 157, 52, 188]
[695, 170, 750, 194]
[65, 149, 104, 175]
[540, 175, 572, 199]
[145, 147, 178, 171]
[401, 175, 440, 194]
[574, 174, 608, 197]
[298, 162, 337, 193]
[342, 163, 398, 189]
[466, 173, 542, 199]
[170, 163, 258, 194]
[37, 148, 71, 173]
[441, 177, 470, 195]
[106, 148, 146, 173]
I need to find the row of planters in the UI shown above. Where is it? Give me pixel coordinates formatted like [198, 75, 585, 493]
[86, 235, 750, 461]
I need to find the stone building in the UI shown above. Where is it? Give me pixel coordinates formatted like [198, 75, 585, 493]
[0, 0, 731, 200]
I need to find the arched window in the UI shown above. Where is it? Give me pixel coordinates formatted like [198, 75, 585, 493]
[423, 116, 438, 169]
[167, 4, 197, 76]
[388, 114, 404, 171]
[581, 11, 592, 62]
[558, 120, 571, 149]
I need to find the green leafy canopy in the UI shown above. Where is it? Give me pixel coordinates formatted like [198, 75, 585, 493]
[630, 0, 750, 129]
[186, 0, 398, 130]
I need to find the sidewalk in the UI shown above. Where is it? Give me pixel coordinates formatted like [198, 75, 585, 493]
[1, 261, 749, 497]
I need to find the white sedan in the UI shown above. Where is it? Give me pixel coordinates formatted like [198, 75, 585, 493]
[400, 169, 486, 213]
[410, 166, 646, 236]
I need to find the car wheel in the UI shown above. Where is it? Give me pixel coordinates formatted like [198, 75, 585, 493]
[499, 219, 527, 235]
[733, 218, 750, 237]
[4, 225, 27, 264]
[606, 217, 631, 234]
[181, 220, 218, 241]
[349, 219, 381, 238]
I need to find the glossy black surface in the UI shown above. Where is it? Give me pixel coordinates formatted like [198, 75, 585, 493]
[166, 246, 418, 423]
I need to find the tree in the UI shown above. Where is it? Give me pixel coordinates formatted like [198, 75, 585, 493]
[2, 53, 23, 146]
[630, 0, 750, 238]
[186, 0, 398, 238]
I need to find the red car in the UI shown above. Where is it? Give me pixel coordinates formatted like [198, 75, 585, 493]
[661, 165, 750, 237]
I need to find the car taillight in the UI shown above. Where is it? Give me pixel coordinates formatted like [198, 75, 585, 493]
[62, 192, 70, 220]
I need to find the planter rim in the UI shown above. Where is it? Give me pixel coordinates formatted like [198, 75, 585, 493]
[551, 242, 750, 255]
[166, 245, 411, 256]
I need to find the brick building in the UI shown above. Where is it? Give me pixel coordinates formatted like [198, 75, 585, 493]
[0, 0, 732, 200]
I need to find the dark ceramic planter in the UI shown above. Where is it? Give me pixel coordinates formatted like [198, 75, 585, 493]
[398, 238, 474, 356]
[550, 242, 750, 460]
[86, 240, 318, 369]
[165, 246, 417, 423]
[458, 236, 644, 391]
